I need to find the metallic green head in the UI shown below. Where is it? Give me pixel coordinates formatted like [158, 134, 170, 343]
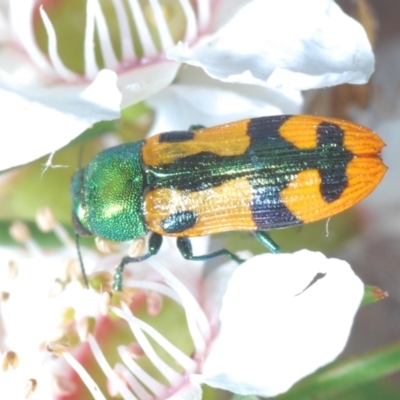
[71, 141, 147, 242]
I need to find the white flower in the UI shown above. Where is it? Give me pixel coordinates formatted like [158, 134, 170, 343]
[0, 0, 373, 171]
[100, 250, 362, 399]
[196, 251, 364, 396]
[147, 0, 375, 132]
[0, 218, 363, 399]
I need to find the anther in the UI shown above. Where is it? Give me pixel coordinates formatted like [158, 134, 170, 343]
[24, 379, 38, 399]
[95, 237, 114, 254]
[47, 342, 70, 357]
[101, 291, 112, 315]
[107, 368, 128, 397]
[129, 237, 146, 257]
[2, 350, 19, 371]
[9, 221, 31, 243]
[1, 292, 10, 301]
[36, 206, 56, 232]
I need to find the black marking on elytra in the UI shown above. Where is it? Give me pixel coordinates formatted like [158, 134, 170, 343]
[317, 122, 353, 203]
[161, 211, 198, 234]
[246, 116, 302, 228]
[159, 131, 194, 143]
[146, 116, 354, 230]
[250, 184, 303, 228]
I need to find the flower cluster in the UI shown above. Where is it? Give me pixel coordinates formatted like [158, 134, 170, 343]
[0, 211, 363, 399]
[0, 0, 373, 170]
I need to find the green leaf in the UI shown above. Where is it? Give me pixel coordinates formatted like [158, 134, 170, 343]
[333, 380, 400, 400]
[231, 395, 260, 400]
[202, 385, 217, 400]
[275, 342, 400, 399]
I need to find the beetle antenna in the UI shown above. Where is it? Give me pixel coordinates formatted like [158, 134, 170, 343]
[75, 233, 89, 288]
[78, 145, 85, 169]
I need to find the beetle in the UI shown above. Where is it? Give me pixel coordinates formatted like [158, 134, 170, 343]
[71, 115, 387, 290]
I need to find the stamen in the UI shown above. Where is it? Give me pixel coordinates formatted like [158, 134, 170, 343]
[36, 206, 74, 247]
[110, 0, 135, 60]
[53, 224, 74, 247]
[114, 303, 197, 380]
[9, 221, 30, 242]
[9, 222, 40, 255]
[148, 0, 174, 51]
[95, 237, 115, 254]
[149, 258, 210, 353]
[9, 2, 53, 73]
[91, 0, 119, 69]
[77, 316, 92, 342]
[146, 290, 163, 316]
[24, 378, 38, 398]
[1, 350, 19, 371]
[87, 335, 137, 399]
[35, 206, 56, 232]
[47, 342, 70, 357]
[39, 6, 78, 81]
[62, 351, 107, 400]
[91, 271, 114, 293]
[129, 237, 146, 257]
[114, 363, 153, 400]
[125, 280, 180, 303]
[195, 0, 210, 31]
[52, 375, 77, 396]
[126, 0, 158, 57]
[84, 0, 100, 79]
[100, 291, 112, 316]
[117, 346, 167, 397]
[126, 342, 145, 359]
[1, 292, 10, 302]
[179, 0, 198, 42]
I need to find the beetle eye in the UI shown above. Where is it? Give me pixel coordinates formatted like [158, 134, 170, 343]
[72, 212, 93, 236]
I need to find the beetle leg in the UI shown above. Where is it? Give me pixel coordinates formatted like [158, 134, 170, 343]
[176, 237, 245, 264]
[113, 233, 163, 291]
[253, 231, 280, 253]
[188, 124, 206, 130]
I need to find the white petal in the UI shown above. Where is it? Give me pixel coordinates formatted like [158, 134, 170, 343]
[201, 260, 241, 330]
[210, 0, 254, 31]
[147, 67, 302, 133]
[168, 0, 374, 89]
[197, 250, 363, 397]
[118, 60, 180, 108]
[0, 69, 121, 171]
[9, 0, 55, 76]
[167, 381, 202, 400]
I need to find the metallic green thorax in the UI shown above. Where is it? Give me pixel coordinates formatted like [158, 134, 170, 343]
[71, 141, 147, 241]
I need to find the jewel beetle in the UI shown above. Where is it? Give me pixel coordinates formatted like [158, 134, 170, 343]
[71, 115, 387, 290]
